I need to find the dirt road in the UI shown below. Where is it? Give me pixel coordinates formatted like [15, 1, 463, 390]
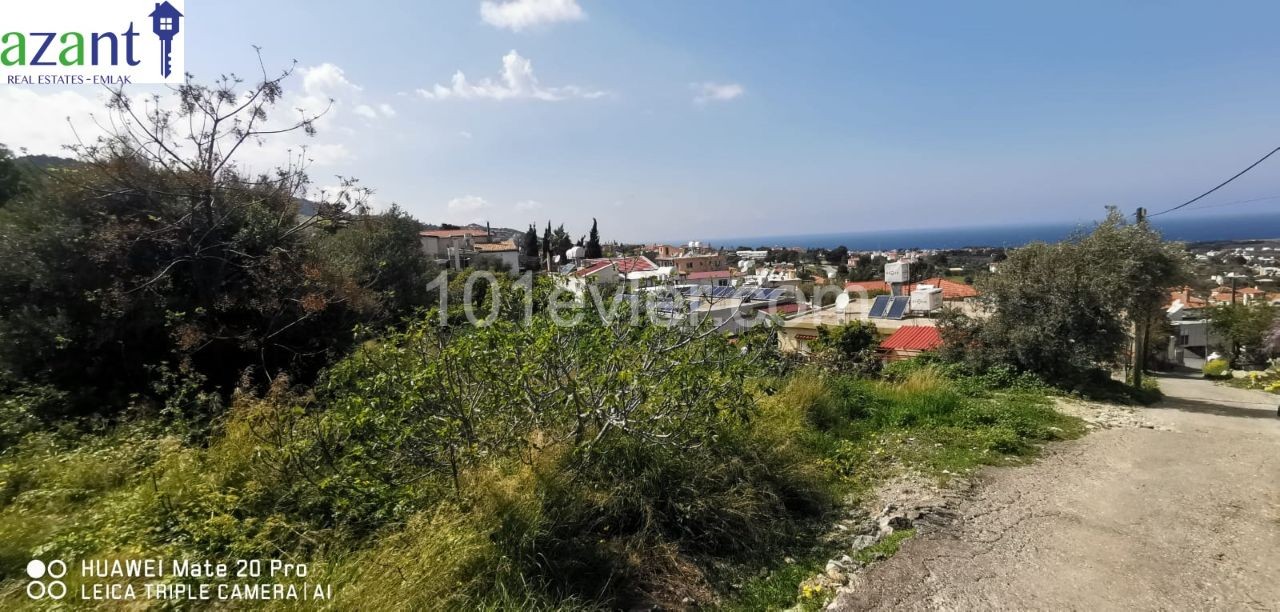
[830, 375, 1280, 611]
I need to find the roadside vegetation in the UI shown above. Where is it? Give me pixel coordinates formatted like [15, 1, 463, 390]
[0, 67, 1186, 609]
[0, 344, 1082, 608]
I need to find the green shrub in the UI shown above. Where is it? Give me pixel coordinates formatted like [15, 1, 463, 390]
[1203, 358, 1231, 379]
[0, 328, 1086, 610]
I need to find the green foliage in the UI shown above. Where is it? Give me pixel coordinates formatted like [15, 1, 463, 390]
[523, 224, 540, 257]
[585, 217, 603, 259]
[311, 203, 437, 320]
[0, 345, 1082, 609]
[1203, 358, 1231, 379]
[940, 209, 1190, 388]
[775, 365, 1082, 490]
[0, 144, 25, 205]
[0, 384, 56, 450]
[0, 76, 437, 419]
[1210, 302, 1276, 366]
[809, 320, 880, 375]
[721, 552, 834, 612]
[853, 528, 915, 564]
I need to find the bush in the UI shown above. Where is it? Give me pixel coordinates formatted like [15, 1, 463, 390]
[1203, 358, 1231, 379]
[808, 320, 880, 375]
[0, 323, 1086, 609]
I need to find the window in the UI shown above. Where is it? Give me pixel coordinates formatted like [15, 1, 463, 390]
[160, 17, 173, 30]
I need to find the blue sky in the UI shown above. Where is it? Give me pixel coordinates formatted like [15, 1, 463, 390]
[7, 1, 1280, 243]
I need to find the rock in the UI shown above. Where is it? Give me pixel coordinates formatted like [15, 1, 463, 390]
[879, 514, 913, 532]
[850, 534, 878, 550]
[824, 560, 848, 584]
[851, 518, 879, 535]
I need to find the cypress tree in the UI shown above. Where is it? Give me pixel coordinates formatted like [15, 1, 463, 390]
[585, 218, 603, 258]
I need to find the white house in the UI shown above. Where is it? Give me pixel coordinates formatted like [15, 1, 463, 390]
[419, 228, 491, 259]
[473, 240, 522, 274]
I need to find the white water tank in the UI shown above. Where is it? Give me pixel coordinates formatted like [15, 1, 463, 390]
[566, 246, 586, 260]
[885, 261, 910, 284]
[910, 285, 942, 312]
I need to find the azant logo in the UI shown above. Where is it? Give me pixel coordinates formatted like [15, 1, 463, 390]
[1, 1, 185, 85]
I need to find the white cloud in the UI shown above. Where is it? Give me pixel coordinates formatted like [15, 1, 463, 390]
[0, 87, 107, 156]
[417, 50, 606, 102]
[448, 195, 491, 212]
[515, 200, 543, 211]
[692, 81, 745, 104]
[459, 130, 474, 139]
[481, 0, 585, 31]
[302, 63, 362, 97]
[300, 64, 395, 121]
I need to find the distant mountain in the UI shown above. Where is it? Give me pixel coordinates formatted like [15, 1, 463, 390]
[419, 222, 523, 242]
[16, 154, 80, 173]
[465, 223, 522, 241]
[297, 198, 320, 217]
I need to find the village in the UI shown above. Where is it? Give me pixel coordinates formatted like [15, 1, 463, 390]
[417, 224, 1273, 372]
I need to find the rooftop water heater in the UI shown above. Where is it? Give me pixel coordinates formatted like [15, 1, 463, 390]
[910, 285, 943, 312]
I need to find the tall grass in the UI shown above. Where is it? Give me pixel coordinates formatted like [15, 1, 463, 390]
[0, 363, 1081, 609]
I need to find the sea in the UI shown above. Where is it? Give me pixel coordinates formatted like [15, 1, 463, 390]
[707, 212, 1280, 251]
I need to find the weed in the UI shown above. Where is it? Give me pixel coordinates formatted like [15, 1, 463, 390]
[854, 528, 916, 564]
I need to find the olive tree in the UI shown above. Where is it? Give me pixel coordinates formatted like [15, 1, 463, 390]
[941, 209, 1189, 388]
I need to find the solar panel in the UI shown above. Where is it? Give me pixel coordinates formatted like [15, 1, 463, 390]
[657, 299, 700, 312]
[868, 295, 892, 318]
[759, 288, 783, 301]
[711, 286, 736, 299]
[886, 296, 910, 319]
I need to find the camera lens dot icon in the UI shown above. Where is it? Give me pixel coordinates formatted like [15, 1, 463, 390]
[26, 560, 46, 579]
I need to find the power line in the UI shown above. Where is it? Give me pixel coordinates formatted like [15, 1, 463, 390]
[1179, 193, 1280, 212]
[1148, 146, 1280, 217]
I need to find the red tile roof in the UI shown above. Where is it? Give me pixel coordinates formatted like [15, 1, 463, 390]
[771, 302, 809, 316]
[572, 260, 614, 278]
[595, 256, 658, 275]
[420, 229, 490, 238]
[879, 326, 943, 352]
[843, 278, 978, 299]
[685, 270, 732, 280]
[1168, 288, 1207, 309]
[474, 240, 518, 252]
[845, 280, 892, 294]
[910, 278, 979, 299]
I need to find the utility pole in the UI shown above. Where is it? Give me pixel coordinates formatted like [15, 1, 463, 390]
[1131, 207, 1149, 389]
